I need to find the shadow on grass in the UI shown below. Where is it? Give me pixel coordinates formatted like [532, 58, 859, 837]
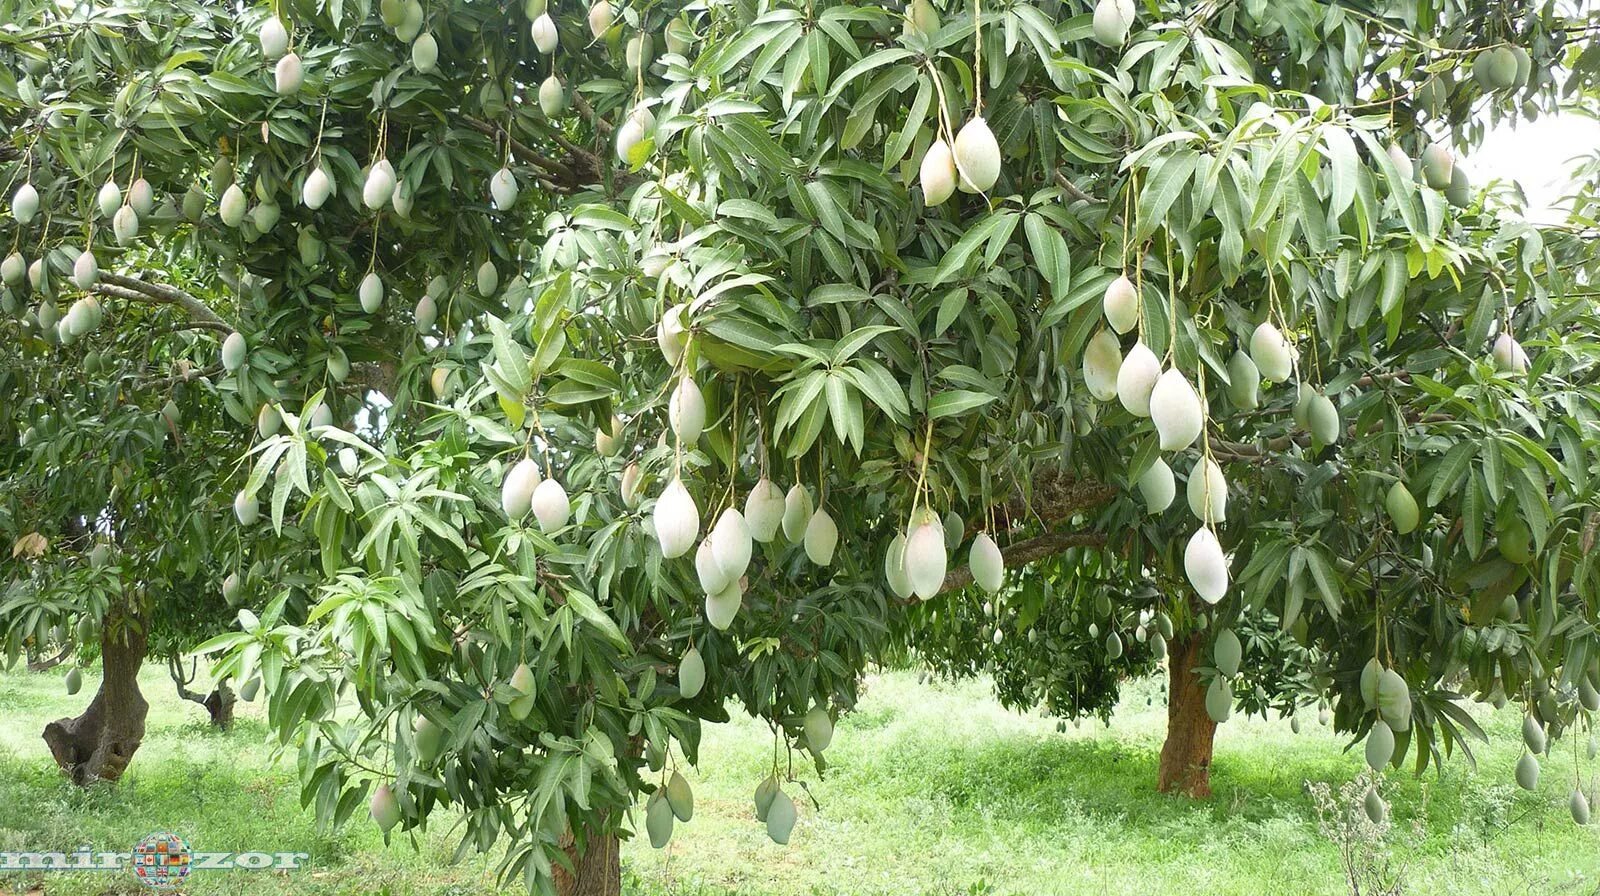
[836, 727, 1346, 826]
[0, 721, 360, 869]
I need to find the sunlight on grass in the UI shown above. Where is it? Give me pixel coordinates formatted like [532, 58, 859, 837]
[0, 665, 1595, 895]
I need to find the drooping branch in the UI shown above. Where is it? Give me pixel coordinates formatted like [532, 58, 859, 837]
[28, 644, 73, 672]
[899, 469, 1118, 603]
[990, 469, 1118, 534]
[461, 116, 583, 184]
[569, 90, 614, 137]
[936, 530, 1108, 596]
[93, 272, 228, 327]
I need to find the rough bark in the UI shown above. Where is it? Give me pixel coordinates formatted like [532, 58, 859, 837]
[1157, 632, 1218, 798]
[203, 682, 236, 729]
[42, 621, 149, 785]
[552, 826, 621, 896]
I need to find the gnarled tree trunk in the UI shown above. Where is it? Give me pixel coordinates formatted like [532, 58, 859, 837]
[43, 619, 149, 785]
[1157, 632, 1217, 798]
[552, 825, 621, 896]
[169, 656, 236, 729]
[202, 681, 236, 729]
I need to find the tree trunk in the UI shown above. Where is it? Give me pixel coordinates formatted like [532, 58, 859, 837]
[552, 825, 621, 896]
[1157, 632, 1217, 798]
[203, 681, 236, 729]
[42, 620, 149, 785]
[168, 657, 235, 729]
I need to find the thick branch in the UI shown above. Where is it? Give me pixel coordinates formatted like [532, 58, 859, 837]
[936, 531, 1107, 596]
[1001, 469, 1118, 530]
[570, 90, 614, 137]
[167, 656, 207, 705]
[148, 320, 233, 335]
[28, 645, 73, 672]
[134, 363, 223, 391]
[461, 116, 581, 183]
[94, 273, 228, 327]
[896, 469, 1118, 605]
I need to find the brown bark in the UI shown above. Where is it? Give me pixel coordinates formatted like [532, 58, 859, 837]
[27, 645, 72, 672]
[202, 682, 236, 729]
[552, 826, 621, 896]
[1157, 633, 1217, 798]
[170, 657, 236, 729]
[42, 620, 149, 784]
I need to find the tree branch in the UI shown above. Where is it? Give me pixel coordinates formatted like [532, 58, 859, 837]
[894, 469, 1119, 605]
[1054, 171, 1103, 204]
[997, 469, 1119, 531]
[936, 530, 1108, 596]
[167, 656, 208, 705]
[27, 645, 73, 672]
[135, 362, 224, 391]
[461, 116, 582, 184]
[569, 90, 614, 137]
[148, 320, 233, 335]
[94, 272, 228, 327]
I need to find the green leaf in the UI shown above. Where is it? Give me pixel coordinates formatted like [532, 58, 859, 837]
[927, 389, 998, 419]
[1024, 213, 1070, 301]
[557, 359, 624, 395]
[561, 588, 628, 648]
[932, 212, 1018, 285]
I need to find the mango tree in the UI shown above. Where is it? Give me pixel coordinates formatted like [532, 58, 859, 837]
[0, 251, 310, 779]
[4, 0, 1600, 893]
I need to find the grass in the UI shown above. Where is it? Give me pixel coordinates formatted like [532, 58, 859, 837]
[0, 664, 1597, 895]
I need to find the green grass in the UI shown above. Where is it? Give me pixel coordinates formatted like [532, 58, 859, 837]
[0, 664, 1596, 895]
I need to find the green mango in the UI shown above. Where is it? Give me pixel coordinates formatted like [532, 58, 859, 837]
[1365, 720, 1395, 771]
[1497, 518, 1533, 564]
[1420, 143, 1454, 190]
[1510, 46, 1532, 88]
[1360, 657, 1383, 708]
[645, 792, 674, 848]
[1523, 714, 1547, 755]
[1385, 482, 1420, 533]
[1515, 751, 1540, 791]
[1213, 628, 1242, 678]
[1364, 786, 1387, 824]
[1205, 676, 1232, 723]
[753, 774, 779, 822]
[415, 716, 444, 764]
[804, 706, 833, 752]
[1445, 164, 1472, 208]
[1485, 46, 1519, 90]
[1376, 669, 1411, 731]
[765, 788, 796, 844]
[665, 771, 693, 822]
[370, 784, 401, 832]
[678, 648, 706, 699]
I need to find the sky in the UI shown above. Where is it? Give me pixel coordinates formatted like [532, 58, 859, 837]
[1473, 113, 1600, 224]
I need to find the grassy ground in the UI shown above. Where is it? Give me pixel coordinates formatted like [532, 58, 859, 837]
[0, 665, 1596, 896]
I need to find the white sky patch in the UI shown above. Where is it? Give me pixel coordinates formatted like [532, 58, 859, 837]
[1474, 113, 1600, 224]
